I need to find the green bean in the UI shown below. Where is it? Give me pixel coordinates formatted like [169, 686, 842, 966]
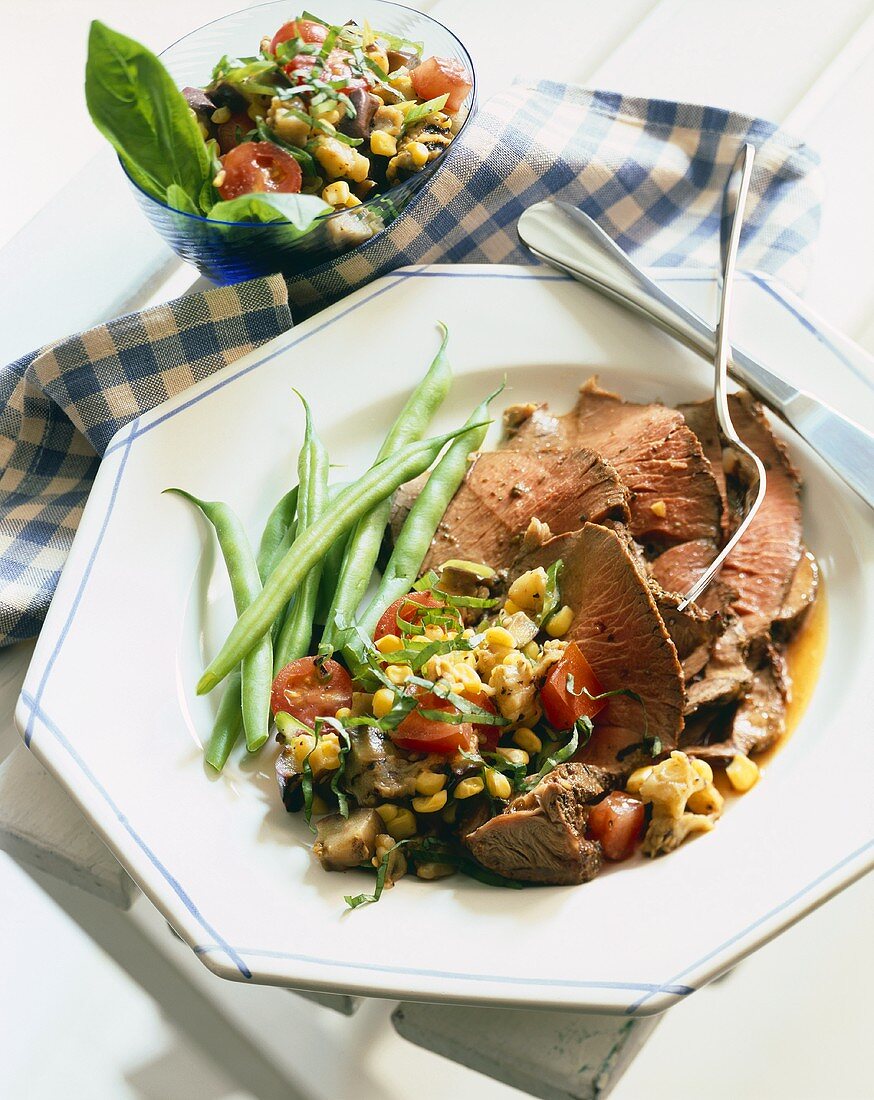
[167, 490, 273, 750]
[196, 422, 489, 695]
[273, 396, 329, 672]
[321, 324, 452, 649]
[257, 486, 299, 582]
[204, 668, 244, 771]
[359, 385, 501, 635]
[315, 485, 351, 625]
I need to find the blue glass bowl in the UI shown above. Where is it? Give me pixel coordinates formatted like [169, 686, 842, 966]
[124, 0, 476, 284]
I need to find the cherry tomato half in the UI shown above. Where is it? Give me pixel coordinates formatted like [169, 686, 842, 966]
[466, 689, 500, 751]
[540, 642, 606, 731]
[270, 657, 353, 728]
[270, 18, 328, 54]
[284, 47, 365, 92]
[217, 141, 302, 200]
[410, 56, 473, 114]
[587, 792, 645, 861]
[391, 691, 473, 755]
[373, 591, 445, 641]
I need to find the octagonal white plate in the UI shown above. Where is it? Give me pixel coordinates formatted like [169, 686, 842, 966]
[16, 264, 874, 1016]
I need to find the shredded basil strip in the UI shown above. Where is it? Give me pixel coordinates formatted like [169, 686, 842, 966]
[344, 839, 411, 909]
[527, 718, 590, 786]
[535, 559, 564, 627]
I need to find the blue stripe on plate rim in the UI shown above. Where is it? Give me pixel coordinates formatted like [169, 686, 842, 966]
[18, 264, 874, 1011]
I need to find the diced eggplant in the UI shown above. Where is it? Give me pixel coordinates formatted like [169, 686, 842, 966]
[338, 89, 382, 139]
[182, 86, 216, 118]
[387, 47, 421, 72]
[313, 809, 382, 871]
[209, 82, 248, 114]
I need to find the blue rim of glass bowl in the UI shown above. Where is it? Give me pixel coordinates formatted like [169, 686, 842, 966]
[120, 0, 477, 229]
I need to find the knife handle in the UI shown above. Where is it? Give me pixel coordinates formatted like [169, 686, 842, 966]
[785, 393, 874, 511]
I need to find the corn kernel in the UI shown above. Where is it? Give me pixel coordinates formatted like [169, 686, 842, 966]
[407, 140, 429, 167]
[334, 707, 352, 720]
[514, 727, 542, 754]
[508, 568, 548, 613]
[291, 733, 316, 768]
[691, 758, 714, 783]
[310, 794, 331, 816]
[213, 170, 227, 189]
[503, 598, 521, 616]
[496, 747, 529, 766]
[650, 500, 667, 518]
[484, 626, 516, 650]
[726, 753, 760, 792]
[309, 733, 341, 774]
[386, 808, 417, 840]
[416, 862, 456, 880]
[345, 194, 363, 208]
[423, 624, 446, 641]
[453, 664, 482, 690]
[415, 771, 447, 796]
[626, 765, 653, 795]
[370, 129, 398, 157]
[412, 790, 448, 814]
[546, 605, 574, 638]
[211, 106, 231, 124]
[321, 180, 351, 206]
[376, 634, 403, 654]
[376, 803, 399, 824]
[485, 768, 512, 800]
[247, 102, 262, 121]
[688, 784, 724, 815]
[372, 688, 395, 718]
[385, 663, 413, 685]
[522, 641, 540, 660]
[454, 776, 485, 799]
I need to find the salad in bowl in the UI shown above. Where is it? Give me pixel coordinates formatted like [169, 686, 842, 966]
[85, 5, 474, 279]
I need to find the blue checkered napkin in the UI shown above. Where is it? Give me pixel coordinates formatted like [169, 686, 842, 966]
[285, 81, 823, 314]
[1, 278, 290, 643]
[0, 82, 822, 647]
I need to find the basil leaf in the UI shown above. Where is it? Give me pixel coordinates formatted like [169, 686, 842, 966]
[344, 839, 411, 909]
[401, 94, 449, 132]
[527, 718, 588, 786]
[85, 21, 210, 209]
[207, 192, 332, 228]
[535, 559, 563, 628]
[166, 183, 199, 216]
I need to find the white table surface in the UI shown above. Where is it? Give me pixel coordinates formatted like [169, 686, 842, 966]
[2, 2, 874, 1098]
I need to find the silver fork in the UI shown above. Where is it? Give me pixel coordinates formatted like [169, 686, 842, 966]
[679, 143, 766, 610]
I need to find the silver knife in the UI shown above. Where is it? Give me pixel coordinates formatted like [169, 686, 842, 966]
[517, 200, 874, 512]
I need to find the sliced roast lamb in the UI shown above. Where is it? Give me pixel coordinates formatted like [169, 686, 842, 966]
[465, 763, 610, 884]
[417, 446, 629, 575]
[513, 522, 685, 764]
[504, 379, 723, 548]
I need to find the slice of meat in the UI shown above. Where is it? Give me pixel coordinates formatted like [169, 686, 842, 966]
[687, 645, 788, 762]
[514, 523, 685, 763]
[773, 547, 819, 639]
[649, 538, 718, 598]
[506, 380, 722, 548]
[681, 620, 753, 718]
[679, 400, 732, 536]
[420, 448, 629, 575]
[653, 587, 722, 679]
[465, 763, 608, 884]
[715, 394, 803, 636]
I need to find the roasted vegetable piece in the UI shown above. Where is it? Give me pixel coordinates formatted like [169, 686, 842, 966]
[314, 809, 382, 870]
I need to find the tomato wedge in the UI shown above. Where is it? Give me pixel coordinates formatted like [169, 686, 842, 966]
[587, 792, 645, 861]
[373, 590, 445, 640]
[270, 657, 353, 728]
[217, 141, 302, 200]
[391, 691, 473, 755]
[270, 18, 328, 53]
[540, 642, 606, 731]
[410, 56, 473, 114]
[466, 689, 500, 751]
